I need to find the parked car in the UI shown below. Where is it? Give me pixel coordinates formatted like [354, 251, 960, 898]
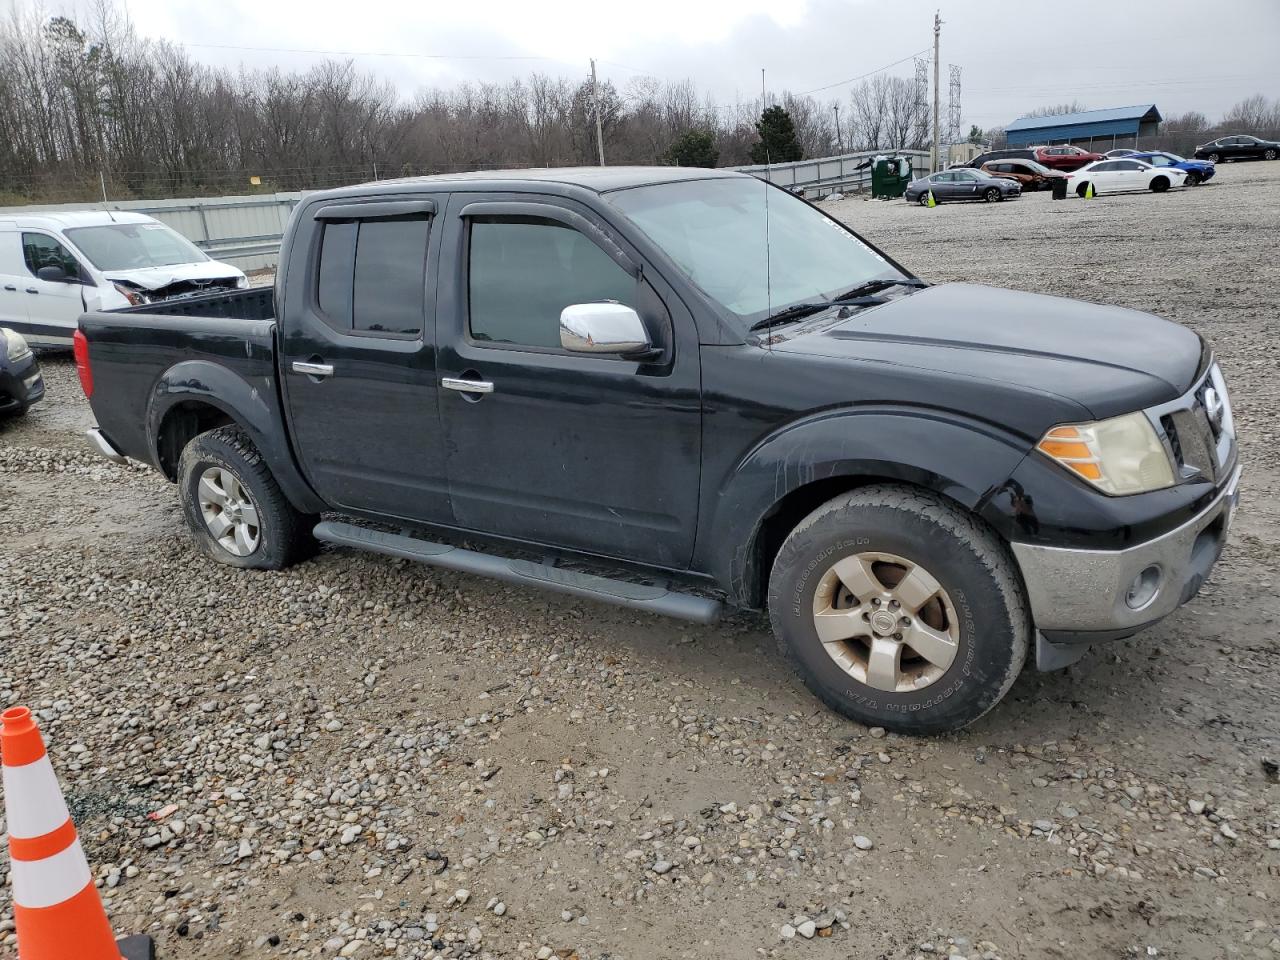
[904, 168, 1022, 204]
[1193, 135, 1280, 162]
[1104, 149, 1139, 158]
[1034, 145, 1106, 171]
[0, 211, 248, 347]
[965, 148, 1037, 169]
[0, 327, 43, 418]
[1129, 151, 1216, 186]
[980, 158, 1068, 191]
[76, 167, 1239, 735]
[1066, 158, 1188, 196]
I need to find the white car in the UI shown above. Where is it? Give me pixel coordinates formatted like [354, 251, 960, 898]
[0, 211, 247, 346]
[1066, 158, 1188, 198]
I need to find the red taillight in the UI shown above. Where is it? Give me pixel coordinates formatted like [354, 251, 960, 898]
[73, 329, 93, 398]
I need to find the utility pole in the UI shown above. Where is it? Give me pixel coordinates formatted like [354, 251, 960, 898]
[590, 58, 605, 166]
[833, 103, 843, 153]
[932, 11, 942, 172]
[761, 68, 766, 109]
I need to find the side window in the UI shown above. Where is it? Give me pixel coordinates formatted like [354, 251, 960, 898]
[353, 218, 430, 335]
[22, 233, 82, 281]
[468, 217, 636, 350]
[1092, 162, 1116, 172]
[315, 216, 430, 337]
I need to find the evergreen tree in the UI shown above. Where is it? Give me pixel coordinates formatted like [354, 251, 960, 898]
[749, 106, 803, 164]
[664, 129, 719, 168]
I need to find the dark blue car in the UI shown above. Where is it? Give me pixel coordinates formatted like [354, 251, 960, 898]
[1131, 151, 1215, 186]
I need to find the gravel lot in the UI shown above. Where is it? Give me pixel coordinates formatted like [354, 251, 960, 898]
[2, 161, 1278, 960]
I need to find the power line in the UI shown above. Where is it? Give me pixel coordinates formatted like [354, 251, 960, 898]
[794, 48, 932, 96]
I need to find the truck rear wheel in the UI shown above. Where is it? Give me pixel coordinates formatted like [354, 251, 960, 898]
[178, 425, 317, 570]
[768, 486, 1030, 735]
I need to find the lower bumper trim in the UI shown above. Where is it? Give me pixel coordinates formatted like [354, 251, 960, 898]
[86, 427, 128, 465]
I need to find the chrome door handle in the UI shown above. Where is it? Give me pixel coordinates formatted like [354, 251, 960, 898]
[292, 361, 334, 376]
[442, 377, 494, 395]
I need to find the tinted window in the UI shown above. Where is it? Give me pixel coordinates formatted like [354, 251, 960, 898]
[316, 222, 357, 330]
[353, 218, 430, 335]
[1092, 162, 1117, 172]
[1147, 155, 1172, 167]
[22, 233, 83, 280]
[469, 218, 636, 349]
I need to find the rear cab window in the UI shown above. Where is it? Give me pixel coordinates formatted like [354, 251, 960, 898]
[315, 215, 431, 338]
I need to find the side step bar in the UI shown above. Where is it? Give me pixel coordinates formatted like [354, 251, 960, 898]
[313, 521, 723, 625]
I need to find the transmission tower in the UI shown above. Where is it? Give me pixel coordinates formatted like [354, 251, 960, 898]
[914, 57, 930, 150]
[947, 65, 962, 148]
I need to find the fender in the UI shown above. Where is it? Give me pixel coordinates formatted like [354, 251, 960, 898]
[146, 359, 326, 514]
[706, 407, 1032, 607]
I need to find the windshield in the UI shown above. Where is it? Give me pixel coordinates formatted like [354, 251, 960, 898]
[65, 222, 208, 271]
[606, 177, 900, 326]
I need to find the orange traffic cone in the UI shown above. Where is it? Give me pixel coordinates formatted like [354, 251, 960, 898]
[1, 706, 154, 960]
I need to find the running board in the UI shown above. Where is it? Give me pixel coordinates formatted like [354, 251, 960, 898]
[313, 521, 723, 625]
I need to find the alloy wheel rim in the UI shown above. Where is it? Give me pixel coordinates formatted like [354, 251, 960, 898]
[197, 466, 261, 557]
[811, 551, 960, 693]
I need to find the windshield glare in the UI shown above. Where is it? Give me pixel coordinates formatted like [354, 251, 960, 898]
[607, 177, 899, 326]
[66, 222, 208, 271]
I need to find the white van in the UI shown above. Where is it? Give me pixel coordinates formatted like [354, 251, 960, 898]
[0, 211, 248, 346]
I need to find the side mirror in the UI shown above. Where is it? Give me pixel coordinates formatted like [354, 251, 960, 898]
[37, 265, 69, 283]
[559, 302, 655, 359]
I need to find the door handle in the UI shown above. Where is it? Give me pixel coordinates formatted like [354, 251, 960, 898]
[25, 288, 38, 294]
[3, 284, 15, 291]
[442, 377, 494, 395]
[292, 361, 334, 377]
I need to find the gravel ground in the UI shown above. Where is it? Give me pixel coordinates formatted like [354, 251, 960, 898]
[2, 161, 1278, 960]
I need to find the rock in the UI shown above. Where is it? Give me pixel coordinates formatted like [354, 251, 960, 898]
[651, 860, 674, 874]
[780, 924, 796, 939]
[853, 835, 874, 851]
[868, 727, 886, 739]
[797, 920, 816, 938]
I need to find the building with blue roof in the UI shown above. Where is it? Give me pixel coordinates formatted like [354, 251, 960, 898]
[1005, 105, 1163, 148]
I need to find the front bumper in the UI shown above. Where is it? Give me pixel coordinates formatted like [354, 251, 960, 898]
[0, 353, 45, 414]
[1012, 464, 1240, 654]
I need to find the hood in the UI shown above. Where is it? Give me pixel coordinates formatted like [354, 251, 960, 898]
[106, 259, 245, 291]
[769, 283, 1203, 421]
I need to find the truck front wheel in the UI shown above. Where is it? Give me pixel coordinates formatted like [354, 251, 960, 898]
[768, 486, 1030, 735]
[177, 425, 317, 570]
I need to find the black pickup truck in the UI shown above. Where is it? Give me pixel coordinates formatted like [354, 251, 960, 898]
[76, 167, 1240, 734]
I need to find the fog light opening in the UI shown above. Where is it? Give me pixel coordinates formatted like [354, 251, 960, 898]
[1125, 565, 1162, 611]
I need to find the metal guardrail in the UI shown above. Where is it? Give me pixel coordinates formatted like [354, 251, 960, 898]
[729, 150, 931, 198]
[0, 193, 303, 272]
[0, 152, 931, 270]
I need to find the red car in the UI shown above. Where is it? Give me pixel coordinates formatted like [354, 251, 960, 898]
[1033, 145, 1105, 171]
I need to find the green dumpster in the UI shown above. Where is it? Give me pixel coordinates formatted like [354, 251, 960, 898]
[871, 155, 913, 199]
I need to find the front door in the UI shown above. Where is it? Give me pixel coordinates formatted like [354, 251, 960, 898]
[17, 231, 90, 345]
[434, 193, 702, 570]
[279, 196, 451, 524]
[0, 229, 30, 333]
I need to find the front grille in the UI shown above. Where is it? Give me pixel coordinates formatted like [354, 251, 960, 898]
[1153, 363, 1234, 483]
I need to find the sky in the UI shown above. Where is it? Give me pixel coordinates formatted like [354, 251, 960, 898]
[48, 0, 1280, 127]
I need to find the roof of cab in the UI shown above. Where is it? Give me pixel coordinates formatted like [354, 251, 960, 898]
[0, 210, 158, 230]
[320, 165, 747, 199]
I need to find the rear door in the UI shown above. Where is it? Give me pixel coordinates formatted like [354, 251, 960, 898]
[0, 228, 29, 332]
[434, 192, 702, 569]
[279, 196, 451, 523]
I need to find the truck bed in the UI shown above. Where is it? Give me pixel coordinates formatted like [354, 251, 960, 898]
[116, 286, 275, 322]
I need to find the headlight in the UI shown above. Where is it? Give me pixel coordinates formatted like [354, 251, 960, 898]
[3, 328, 31, 362]
[113, 282, 149, 306]
[236, 275, 250, 289]
[1037, 411, 1175, 495]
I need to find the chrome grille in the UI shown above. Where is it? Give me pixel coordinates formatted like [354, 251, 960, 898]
[1150, 362, 1235, 484]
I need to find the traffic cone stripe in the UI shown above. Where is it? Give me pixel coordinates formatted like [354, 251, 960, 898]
[2, 754, 74, 840]
[10, 838, 93, 909]
[9, 817, 78, 861]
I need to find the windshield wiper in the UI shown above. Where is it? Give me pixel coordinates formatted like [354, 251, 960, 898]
[830, 277, 927, 301]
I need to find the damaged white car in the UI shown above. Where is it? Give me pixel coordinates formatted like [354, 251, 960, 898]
[0, 211, 247, 346]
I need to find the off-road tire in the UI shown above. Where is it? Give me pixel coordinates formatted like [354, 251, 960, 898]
[768, 485, 1030, 735]
[178, 425, 317, 570]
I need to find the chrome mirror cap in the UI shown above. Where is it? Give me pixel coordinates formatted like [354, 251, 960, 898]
[559, 302, 650, 356]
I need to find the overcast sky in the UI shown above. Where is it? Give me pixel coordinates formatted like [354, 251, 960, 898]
[82, 0, 1280, 126]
